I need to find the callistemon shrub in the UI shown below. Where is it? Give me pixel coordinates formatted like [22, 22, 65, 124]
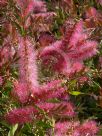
[0, 0, 102, 135]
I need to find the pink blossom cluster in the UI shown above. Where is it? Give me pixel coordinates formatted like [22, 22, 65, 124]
[54, 120, 98, 136]
[15, 0, 46, 17]
[97, 0, 102, 5]
[18, 37, 39, 92]
[0, 37, 13, 67]
[39, 20, 98, 75]
[15, 0, 55, 30]
[6, 106, 37, 124]
[0, 0, 7, 6]
[7, 35, 75, 125]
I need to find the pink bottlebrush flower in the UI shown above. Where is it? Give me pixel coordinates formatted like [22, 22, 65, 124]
[97, 0, 102, 5]
[85, 7, 98, 19]
[1, 45, 11, 59]
[39, 32, 55, 47]
[16, 0, 47, 17]
[63, 20, 98, 61]
[54, 120, 98, 136]
[18, 37, 27, 82]
[54, 121, 80, 136]
[62, 62, 84, 76]
[76, 41, 97, 61]
[39, 40, 62, 56]
[41, 80, 63, 90]
[74, 120, 99, 136]
[67, 40, 97, 61]
[37, 102, 75, 117]
[30, 80, 69, 103]
[0, 0, 7, 6]
[85, 7, 102, 28]
[64, 20, 97, 61]
[39, 40, 69, 72]
[15, 0, 26, 8]
[0, 38, 13, 66]
[5, 101, 75, 124]
[12, 81, 29, 103]
[70, 62, 84, 74]
[23, 1, 35, 17]
[78, 76, 89, 84]
[33, 0, 47, 13]
[5, 106, 37, 124]
[24, 38, 39, 93]
[25, 0, 46, 17]
[40, 20, 98, 75]
[54, 122, 70, 136]
[61, 18, 75, 40]
[40, 80, 68, 101]
[69, 20, 83, 49]
[18, 37, 39, 94]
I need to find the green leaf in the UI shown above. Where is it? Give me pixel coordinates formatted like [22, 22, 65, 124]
[8, 124, 18, 136]
[69, 91, 84, 96]
[98, 126, 102, 135]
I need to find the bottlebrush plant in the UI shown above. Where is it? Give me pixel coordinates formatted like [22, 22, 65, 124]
[0, 0, 102, 136]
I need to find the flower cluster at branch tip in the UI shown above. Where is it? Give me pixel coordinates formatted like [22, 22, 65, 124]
[54, 120, 98, 136]
[39, 20, 98, 75]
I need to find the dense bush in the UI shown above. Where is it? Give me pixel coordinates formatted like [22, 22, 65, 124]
[0, 0, 102, 135]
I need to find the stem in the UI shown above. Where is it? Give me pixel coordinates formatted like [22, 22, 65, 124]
[14, 124, 23, 136]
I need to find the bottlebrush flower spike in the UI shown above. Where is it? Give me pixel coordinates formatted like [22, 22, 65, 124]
[33, 0, 47, 13]
[37, 102, 75, 117]
[18, 37, 27, 82]
[74, 120, 98, 136]
[30, 80, 69, 103]
[0, 0, 7, 6]
[54, 122, 70, 136]
[68, 20, 84, 49]
[39, 32, 55, 47]
[40, 20, 98, 75]
[18, 37, 39, 95]
[65, 20, 98, 63]
[54, 120, 98, 136]
[39, 40, 69, 72]
[12, 81, 29, 103]
[63, 19, 98, 59]
[24, 38, 39, 93]
[60, 18, 75, 40]
[24, 0, 47, 17]
[5, 106, 37, 124]
[6, 102, 75, 124]
[16, 0, 47, 17]
[0, 38, 13, 67]
[68, 40, 97, 61]
[97, 0, 102, 5]
[54, 121, 80, 136]
[85, 7, 97, 19]
[84, 7, 102, 28]
[69, 62, 84, 74]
